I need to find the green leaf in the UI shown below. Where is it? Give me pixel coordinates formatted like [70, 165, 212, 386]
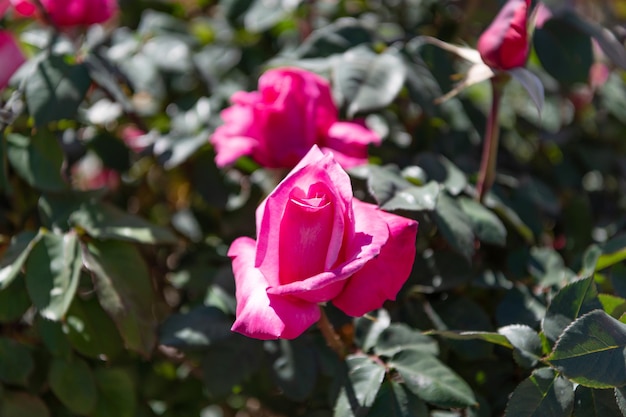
[70, 200, 177, 245]
[202, 337, 263, 399]
[599, 294, 626, 319]
[354, 309, 391, 352]
[424, 330, 512, 349]
[503, 368, 574, 417]
[49, 356, 98, 415]
[528, 247, 576, 287]
[64, 294, 124, 360]
[572, 385, 623, 417]
[334, 355, 386, 417]
[24, 231, 82, 321]
[0, 275, 31, 322]
[389, 350, 476, 408]
[595, 234, 626, 272]
[498, 325, 542, 368]
[0, 391, 50, 417]
[25, 55, 91, 126]
[534, 16, 593, 86]
[415, 153, 467, 196]
[507, 67, 545, 115]
[159, 306, 233, 349]
[374, 323, 439, 357]
[381, 181, 440, 212]
[266, 338, 317, 402]
[458, 197, 507, 246]
[434, 192, 475, 261]
[243, 0, 297, 32]
[0, 337, 34, 386]
[368, 381, 428, 417]
[36, 317, 72, 358]
[367, 165, 413, 207]
[615, 387, 626, 415]
[6, 131, 68, 192]
[542, 276, 602, 345]
[548, 310, 626, 388]
[92, 368, 137, 417]
[334, 47, 406, 118]
[296, 18, 373, 58]
[83, 240, 157, 356]
[6, 133, 66, 192]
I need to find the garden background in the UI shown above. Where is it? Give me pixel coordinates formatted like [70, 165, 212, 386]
[1, 0, 626, 416]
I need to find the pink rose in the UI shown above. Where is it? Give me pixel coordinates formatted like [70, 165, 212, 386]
[228, 145, 418, 340]
[0, 31, 25, 90]
[11, 0, 117, 27]
[210, 67, 381, 170]
[477, 0, 531, 70]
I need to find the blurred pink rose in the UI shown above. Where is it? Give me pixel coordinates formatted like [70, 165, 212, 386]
[11, 0, 117, 27]
[0, 31, 25, 90]
[210, 67, 381, 169]
[229, 146, 418, 339]
[71, 153, 120, 191]
[477, 0, 531, 70]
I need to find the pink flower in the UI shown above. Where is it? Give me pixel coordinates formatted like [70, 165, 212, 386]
[477, 0, 531, 70]
[210, 67, 381, 170]
[0, 31, 25, 90]
[11, 0, 117, 27]
[228, 146, 418, 340]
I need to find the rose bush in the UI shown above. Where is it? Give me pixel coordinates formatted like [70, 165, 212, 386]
[228, 146, 418, 339]
[10, 0, 117, 27]
[476, 0, 531, 70]
[210, 67, 381, 169]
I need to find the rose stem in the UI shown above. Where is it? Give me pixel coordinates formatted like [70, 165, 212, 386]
[317, 306, 347, 359]
[476, 76, 505, 203]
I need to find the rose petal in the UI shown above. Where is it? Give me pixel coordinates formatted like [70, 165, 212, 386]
[323, 121, 381, 168]
[229, 237, 321, 340]
[333, 201, 418, 316]
[266, 193, 391, 303]
[255, 147, 353, 288]
[210, 103, 260, 167]
[477, 0, 531, 70]
[0, 31, 25, 90]
[278, 183, 336, 284]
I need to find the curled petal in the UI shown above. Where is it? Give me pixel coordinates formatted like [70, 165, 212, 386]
[324, 121, 381, 168]
[210, 103, 260, 167]
[333, 201, 418, 316]
[229, 237, 321, 340]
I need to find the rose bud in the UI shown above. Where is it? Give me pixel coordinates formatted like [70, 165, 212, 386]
[477, 0, 531, 70]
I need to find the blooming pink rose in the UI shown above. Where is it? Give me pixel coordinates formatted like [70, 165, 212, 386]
[229, 145, 418, 340]
[477, 0, 531, 70]
[0, 31, 25, 90]
[11, 0, 117, 27]
[210, 67, 381, 170]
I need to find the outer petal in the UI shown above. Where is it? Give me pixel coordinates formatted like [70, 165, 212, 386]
[10, 0, 36, 16]
[324, 121, 381, 168]
[229, 237, 321, 340]
[476, 0, 530, 70]
[0, 1, 10, 17]
[0, 31, 25, 90]
[210, 102, 260, 167]
[333, 201, 418, 316]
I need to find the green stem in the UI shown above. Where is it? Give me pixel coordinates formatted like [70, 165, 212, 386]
[317, 306, 346, 359]
[476, 77, 505, 203]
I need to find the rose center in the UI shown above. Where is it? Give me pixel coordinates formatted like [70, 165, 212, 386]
[278, 183, 335, 285]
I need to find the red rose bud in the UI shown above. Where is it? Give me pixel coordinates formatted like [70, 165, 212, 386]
[477, 0, 531, 70]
